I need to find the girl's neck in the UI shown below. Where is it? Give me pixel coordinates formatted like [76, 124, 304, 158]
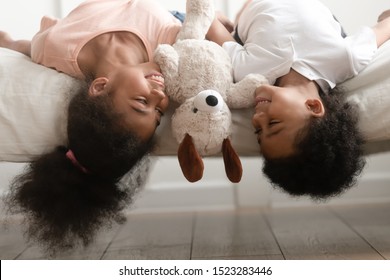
[78, 32, 149, 78]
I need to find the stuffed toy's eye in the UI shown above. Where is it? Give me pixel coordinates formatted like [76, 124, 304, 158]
[193, 90, 224, 113]
[193, 108, 198, 113]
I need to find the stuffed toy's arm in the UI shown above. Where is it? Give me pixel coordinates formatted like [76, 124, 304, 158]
[154, 44, 180, 100]
[226, 74, 269, 109]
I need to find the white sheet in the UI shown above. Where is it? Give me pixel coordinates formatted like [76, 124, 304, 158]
[1, 41, 390, 162]
[0, 48, 81, 161]
[343, 40, 390, 142]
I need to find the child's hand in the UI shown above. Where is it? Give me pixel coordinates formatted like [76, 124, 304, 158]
[373, 9, 390, 47]
[378, 10, 390, 22]
[0, 31, 13, 48]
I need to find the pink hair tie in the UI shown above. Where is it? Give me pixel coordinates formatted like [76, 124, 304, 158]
[66, 150, 89, 174]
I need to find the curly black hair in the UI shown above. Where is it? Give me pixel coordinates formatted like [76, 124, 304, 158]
[262, 87, 366, 199]
[3, 84, 155, 255]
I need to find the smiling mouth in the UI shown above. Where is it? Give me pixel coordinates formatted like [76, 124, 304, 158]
[146, 73, 165, 89]
[255, 96, 271, 106]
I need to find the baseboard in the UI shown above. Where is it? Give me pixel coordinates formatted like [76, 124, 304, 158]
[1, 154, 390, 213]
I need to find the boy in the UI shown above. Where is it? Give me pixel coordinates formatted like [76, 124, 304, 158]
[207, 0, 390, 198]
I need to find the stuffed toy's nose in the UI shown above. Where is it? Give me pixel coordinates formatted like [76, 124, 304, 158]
[193, 90, 224, 113]
[206, 95, 219, 106]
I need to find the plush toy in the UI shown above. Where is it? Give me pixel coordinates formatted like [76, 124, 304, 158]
[154, 0, 268, 183]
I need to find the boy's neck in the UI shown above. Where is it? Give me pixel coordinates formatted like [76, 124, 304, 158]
[276, 69, 320, 98]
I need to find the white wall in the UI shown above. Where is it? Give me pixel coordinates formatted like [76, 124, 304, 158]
[0, 0, 61, 40]
[1, 0, 388, 39]
[0, 0, 221, 39]
[320, 0, 389, 34]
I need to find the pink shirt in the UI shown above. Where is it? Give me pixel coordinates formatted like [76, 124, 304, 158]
[31, 0, 181, 79]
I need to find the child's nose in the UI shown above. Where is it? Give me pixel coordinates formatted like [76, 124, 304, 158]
[151, 88, 167, 100]
[151, 89, 169, 110]
[255, 84, 274, 94]
[252, 111, 268, 127]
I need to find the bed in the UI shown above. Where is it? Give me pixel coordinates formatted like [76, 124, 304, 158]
[1, 41, 390, 163]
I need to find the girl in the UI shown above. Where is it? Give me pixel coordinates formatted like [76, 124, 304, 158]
[0, 0, 181, 254]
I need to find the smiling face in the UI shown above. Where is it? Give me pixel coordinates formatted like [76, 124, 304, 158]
[90, 62, 169, 141]
[252, 82, 325, 159]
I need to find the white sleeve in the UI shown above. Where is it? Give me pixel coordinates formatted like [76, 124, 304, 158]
[222, 41, 259, 82]
[345, 26, 377, 75]
[222, 39, 294, 84]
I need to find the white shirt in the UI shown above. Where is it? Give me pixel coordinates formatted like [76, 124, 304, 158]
[223, 0, 377, 92]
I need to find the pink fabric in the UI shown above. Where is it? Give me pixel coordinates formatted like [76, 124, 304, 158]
[66, 150, 89, 173]
[30, 0, 181, 79]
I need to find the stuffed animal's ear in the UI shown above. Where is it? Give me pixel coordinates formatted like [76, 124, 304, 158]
[222, 138, 243, 183]
[178, 133, 204, 182]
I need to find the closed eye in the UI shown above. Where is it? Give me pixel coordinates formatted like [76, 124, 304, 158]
[269, 120, 280, 127]
[254, 127, 262, 135]
[254, 121, 280, 135]
[136, 98, 147, 105]
[156, 108, 164, 117]
[156, 108, 164, 127]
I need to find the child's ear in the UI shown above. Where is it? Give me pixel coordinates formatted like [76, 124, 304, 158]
[88, 77, 109, 97]
[305, 99, 325, 117]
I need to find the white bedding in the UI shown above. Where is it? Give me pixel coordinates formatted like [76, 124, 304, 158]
[1, 41, 390, 162]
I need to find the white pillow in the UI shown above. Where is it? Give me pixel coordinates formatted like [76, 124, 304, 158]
[0, 48, 81, 162]
[343, 40, 390, 142]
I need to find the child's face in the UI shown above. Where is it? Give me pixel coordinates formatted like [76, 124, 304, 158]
[108, 62, 169, 141]
[252, 84, 323, 159]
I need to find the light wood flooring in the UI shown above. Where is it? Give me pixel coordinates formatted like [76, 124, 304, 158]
[0, 202, 389, 260]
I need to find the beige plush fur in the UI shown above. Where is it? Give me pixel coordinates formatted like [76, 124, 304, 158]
[154, 0, 267, 182]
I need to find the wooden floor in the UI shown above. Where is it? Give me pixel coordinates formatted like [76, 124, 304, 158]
[0, 202, 389, 260]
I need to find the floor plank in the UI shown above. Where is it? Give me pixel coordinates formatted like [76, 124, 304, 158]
[264, 206, 384, 260]
[0, 215, 30, 260]
[1, 203, 388, 260]
[103, 212, 194, 260]
[191, 208, 284, 260]
[331, 203, 390, 260]
[17, 223, 122, 260]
